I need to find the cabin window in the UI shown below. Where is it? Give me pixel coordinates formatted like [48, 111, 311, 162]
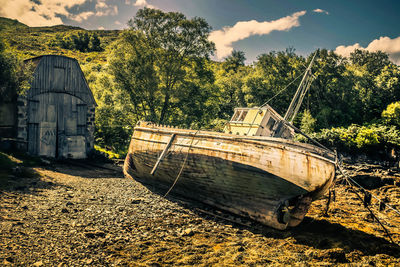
[238, 110, 248, 121]
[231, 110, 241, 121]
[266, 117, 276, 131]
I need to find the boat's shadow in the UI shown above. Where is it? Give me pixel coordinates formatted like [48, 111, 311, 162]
[161, 192, 400, 258]
[285, 217, 399, 257]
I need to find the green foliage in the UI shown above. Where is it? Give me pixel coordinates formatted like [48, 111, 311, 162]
[94, 145, 121, 159]
[223, 50, 246, 73]
[109, 8, 215, 126]
[214, 64, 249, 119]
[0, 18, 118, 64]
[300, 109, 316, 134]
[245, 48, 304, 115]
[348, 49, 396, 122]
[0, 37, 32, 98]
[50, 31, 103, 52]
[382, 101, 400, 127]
[82, 64, 135, 153]
[3, 14, 400, 158]
[300, 124, 400, 154]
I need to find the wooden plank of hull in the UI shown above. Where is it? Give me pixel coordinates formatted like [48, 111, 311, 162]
[124, 123, 336, 230]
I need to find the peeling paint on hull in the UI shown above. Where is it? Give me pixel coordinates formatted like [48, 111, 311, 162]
[124, 122, 336, 230]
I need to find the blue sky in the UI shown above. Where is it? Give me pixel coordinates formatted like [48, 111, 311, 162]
[1, 0, 399, 64]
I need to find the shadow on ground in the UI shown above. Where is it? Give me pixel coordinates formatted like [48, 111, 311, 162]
[52, 159, 123, 179]
[140, 181, 400, 259]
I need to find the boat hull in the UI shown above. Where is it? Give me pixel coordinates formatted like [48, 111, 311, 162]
[124, 122, 336, 230]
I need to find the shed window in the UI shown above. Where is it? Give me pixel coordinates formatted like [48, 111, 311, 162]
[53, 67, 65, 90]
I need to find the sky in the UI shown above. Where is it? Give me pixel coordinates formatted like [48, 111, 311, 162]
[0, 0, 399, 64]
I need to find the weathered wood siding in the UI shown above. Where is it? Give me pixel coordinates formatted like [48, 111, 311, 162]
[24, 55, 96, 158]
[27, 55, 95, 105]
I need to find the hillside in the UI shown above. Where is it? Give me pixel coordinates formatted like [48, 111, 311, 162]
[0, 17, 120, 64]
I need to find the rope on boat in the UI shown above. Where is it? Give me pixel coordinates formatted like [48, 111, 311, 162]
[164, 130, 200, 197]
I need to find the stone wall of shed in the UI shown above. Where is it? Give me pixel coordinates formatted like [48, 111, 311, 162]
[16, 95, 28, 151]
[86, 105, 96, 154]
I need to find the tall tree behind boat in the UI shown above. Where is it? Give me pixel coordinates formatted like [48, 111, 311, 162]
[108, 8, 215, 125]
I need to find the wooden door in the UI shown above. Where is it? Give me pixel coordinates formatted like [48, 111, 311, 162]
[28, 97, 57, 157]
[27, 93, 87, 158]
[58, 95, 87, 159]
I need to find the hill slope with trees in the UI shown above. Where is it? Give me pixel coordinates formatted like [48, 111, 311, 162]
[1, 11, 400, 159]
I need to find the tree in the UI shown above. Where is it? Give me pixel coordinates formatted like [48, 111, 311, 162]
[89, 33, 102, 52]
[223, 50, 246, 73]
[82, 63, 136, 152]
[244, 48, 305, 115]
[110, 8, 215, 124]
[348, 50, 395, 122]
[300, 109, 316, 134]
[0, 38, 31, 99]
[308, 49, 360, 129]
[382, 101, 400, 128]
[350, 49, 390, 76]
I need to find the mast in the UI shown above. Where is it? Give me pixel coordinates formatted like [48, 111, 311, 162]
[283, 51, 318, 123]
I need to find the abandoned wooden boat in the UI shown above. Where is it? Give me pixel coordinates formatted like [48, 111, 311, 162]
[123, 53, 337, 230]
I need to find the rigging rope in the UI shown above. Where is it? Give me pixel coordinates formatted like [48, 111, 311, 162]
[244, 69, 308, 136]
[259, 70, 306, 108]
[163, 129, 200, 197]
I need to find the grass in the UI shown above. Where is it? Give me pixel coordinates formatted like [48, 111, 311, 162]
[0, 150, 42, 187]
[0, 16, 120, 65]
[94, 145, 123, 159]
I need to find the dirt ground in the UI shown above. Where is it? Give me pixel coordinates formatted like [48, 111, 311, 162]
[1, 161, 400, 266]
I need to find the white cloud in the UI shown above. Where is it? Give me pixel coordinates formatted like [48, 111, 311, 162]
[0, 0, 89, 26]
[335, 43, 363, 57]
[95, 0, 118, 17]
[313, 8, 329, 15]
[115, 20, 122, 25]
[0, 0, 118, 26]
[70, 11, 95, 23]
[134, 0, 155, 9]
[98, 26, 105, 30]
[209, 11, 306, 59]
[335, 36, 400, 64]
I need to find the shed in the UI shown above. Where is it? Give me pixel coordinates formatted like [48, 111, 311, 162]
[16, 55, 96, 159]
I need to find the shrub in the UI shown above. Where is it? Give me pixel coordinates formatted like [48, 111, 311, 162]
[382, 101, 400, 127]
[298, 124, 400, 155]
[300, 109, 316, 134]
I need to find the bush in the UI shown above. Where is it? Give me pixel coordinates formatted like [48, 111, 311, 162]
[94, 145, 122, 159]
[382, 101, 400, 128]
[300, 109, 316, 134]
[297, 124, 400, 155]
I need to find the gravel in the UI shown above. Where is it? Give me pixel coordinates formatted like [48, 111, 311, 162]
[1, 162, 400, 266]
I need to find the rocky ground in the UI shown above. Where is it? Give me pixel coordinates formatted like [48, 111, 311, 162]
[1, 160, 400, 266]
